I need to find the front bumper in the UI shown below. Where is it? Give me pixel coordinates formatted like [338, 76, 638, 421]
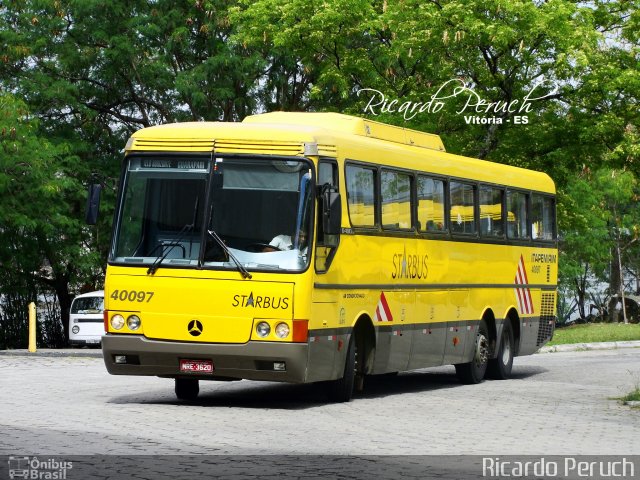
[101, 334, 309, 383]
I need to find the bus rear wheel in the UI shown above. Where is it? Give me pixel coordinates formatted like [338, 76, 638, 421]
[175, 378, 199, 401]
[327, 332, 357, 402]
[455, 319, 489, 384]
[487, 321, 514, 379]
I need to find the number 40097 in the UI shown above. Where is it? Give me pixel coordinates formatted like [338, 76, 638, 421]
[110, 289, 155, 303]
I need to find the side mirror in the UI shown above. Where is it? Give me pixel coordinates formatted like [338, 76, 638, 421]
[322, 190, 341, 236]
[85, 184, 102, 225]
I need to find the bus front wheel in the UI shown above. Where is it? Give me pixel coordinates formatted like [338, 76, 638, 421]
[175, 378, 199, 401]
[327, 332, 357, 402]
[455, 319, 489, 384]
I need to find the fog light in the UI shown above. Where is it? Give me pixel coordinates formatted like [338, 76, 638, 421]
[275, 322, 290, 339]
[256, 321, 271, 338]
[72, 325, 80, 334]
[114, 355, 127, 364]
[127, 315, 141, 331]
[110, 314, 125, 330]
[273, 362, 286, 371]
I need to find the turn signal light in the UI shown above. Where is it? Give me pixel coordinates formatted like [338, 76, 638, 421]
[292, 319, 308, 343]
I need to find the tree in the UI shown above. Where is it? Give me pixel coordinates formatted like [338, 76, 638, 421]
[0, 93, 100, 344]
[598, 169, 640, 323]
[560, 168, 640, 322]
[558, 169, 611, 320]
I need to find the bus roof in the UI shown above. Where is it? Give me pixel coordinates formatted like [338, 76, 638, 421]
[244, 111, 446, 152]
[128, 112, 555, 194]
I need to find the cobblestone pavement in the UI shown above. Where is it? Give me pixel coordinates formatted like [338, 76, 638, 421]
[1, 348, 639, 457]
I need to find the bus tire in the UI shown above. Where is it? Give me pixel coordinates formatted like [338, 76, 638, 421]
[455, 319, 489, 384]
[487, 321, 514, 380]
[175, 378, 199, 401]
[327, 332, 356, 402]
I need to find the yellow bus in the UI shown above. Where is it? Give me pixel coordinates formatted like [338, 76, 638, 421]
[90, 112, 557, 402]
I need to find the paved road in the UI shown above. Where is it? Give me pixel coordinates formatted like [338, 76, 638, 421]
[1, 348, 639, 458]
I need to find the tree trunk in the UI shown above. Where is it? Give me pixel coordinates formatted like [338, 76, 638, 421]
[609, 247, 621, 323]
[51, 273, 73, 347]
[574, 264, 589, 319]
[616, 241, 628, 324]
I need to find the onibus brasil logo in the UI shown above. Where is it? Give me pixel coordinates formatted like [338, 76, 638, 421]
[8, 457, 73, 480]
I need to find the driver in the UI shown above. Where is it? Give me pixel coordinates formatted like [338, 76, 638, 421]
[263, 230, 308, 252]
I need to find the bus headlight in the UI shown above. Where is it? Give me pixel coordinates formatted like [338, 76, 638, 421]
[127, 315, 141, 331]
[256, 321, 271, 338]
[72, 326, 80, 334]
[110, 314, 125, 330]
[275, 322, 290, 339]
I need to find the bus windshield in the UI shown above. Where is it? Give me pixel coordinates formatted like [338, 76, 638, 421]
[110, 156, 314, 273]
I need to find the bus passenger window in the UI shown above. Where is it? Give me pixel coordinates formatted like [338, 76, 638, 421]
[418, 176, 446, 233]
[450, 182, 476, 234]
[479, 186, 504, 237]
[381, 170, 411, 229]
[507, 191, 529, 239]
[346, 165, 376, 228]
[532, 194, 555, 240]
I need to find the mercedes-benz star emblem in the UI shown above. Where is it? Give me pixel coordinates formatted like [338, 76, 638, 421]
[188, 319, 203, 337]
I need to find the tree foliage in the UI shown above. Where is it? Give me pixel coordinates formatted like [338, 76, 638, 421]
[559, 168, 640, 320]
[0, 93, 93, 344]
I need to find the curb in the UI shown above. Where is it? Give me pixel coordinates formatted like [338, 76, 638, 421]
[537, 340, 640, 353]
[0, 348, 103, 358]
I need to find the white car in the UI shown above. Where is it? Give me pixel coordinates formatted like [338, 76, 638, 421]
[69, 290, 104, 346]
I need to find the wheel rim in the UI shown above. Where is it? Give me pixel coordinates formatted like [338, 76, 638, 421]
[501, 334, 512, 365]
[475, 333, 489, 367]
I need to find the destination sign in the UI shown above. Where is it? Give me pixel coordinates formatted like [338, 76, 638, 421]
[132, 158, 209, 170]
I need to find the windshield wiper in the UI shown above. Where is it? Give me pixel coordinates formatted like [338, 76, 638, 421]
[207, 229, 252, 279]
[147, 222, 194, 275]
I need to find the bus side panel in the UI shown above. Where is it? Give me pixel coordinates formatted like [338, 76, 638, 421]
[306, 301, 338, 382]
[387, 326, 413, 373]
[441, 289, 469, 365]
[306, 334, 338, 382]
[371, 326, 393, 374]
[330, 331, 352, 380]
[516, 289, 556, 356]
[407, 290, 447, 369]
[366, 290, 414, 374]
[385, 290, 414, 372]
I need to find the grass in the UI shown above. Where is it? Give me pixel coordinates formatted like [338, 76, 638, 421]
[547, 322, 640, 346]
[620, 386, 640, 403]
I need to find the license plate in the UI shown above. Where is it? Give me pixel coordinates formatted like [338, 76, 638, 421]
[179, 359, 214, 374]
